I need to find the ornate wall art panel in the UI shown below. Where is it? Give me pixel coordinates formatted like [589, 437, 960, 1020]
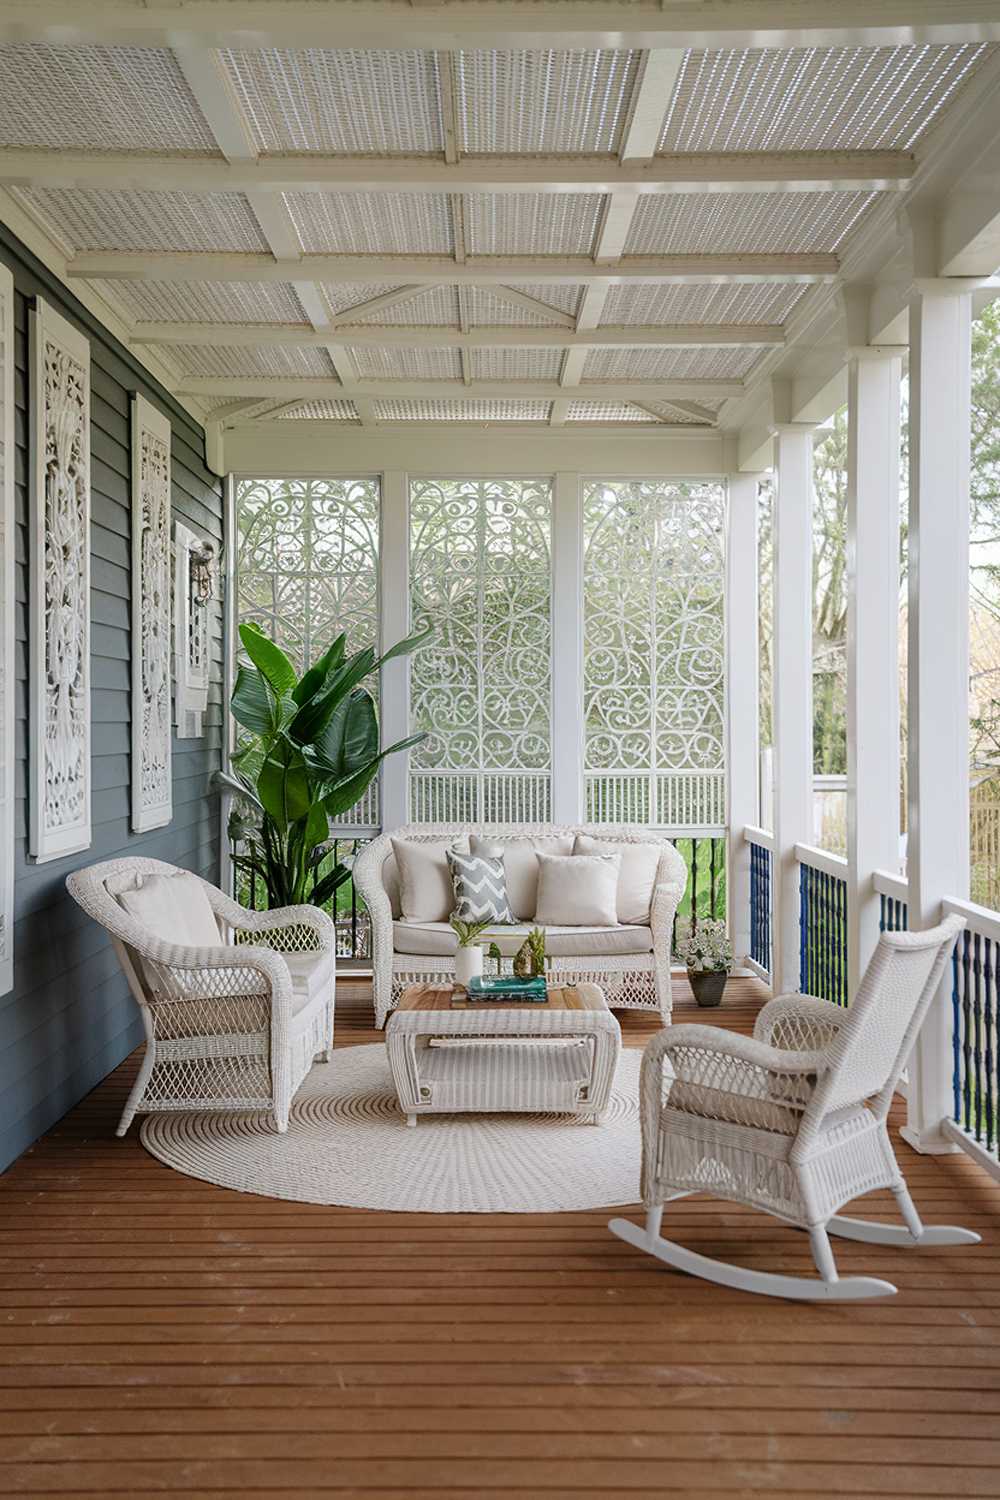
[174, 520, 216, 739]
[409, 477, 552, 822]
[29, 297, 92, 864]
[131, 395, 172, 832]
[583, 479, 726, 828]
[0, 266, 14, 993]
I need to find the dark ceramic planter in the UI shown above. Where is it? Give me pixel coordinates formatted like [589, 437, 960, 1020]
[688, 969, 728, 1007]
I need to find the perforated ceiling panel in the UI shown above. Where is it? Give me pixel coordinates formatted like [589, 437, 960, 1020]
[99, 278, 307, 325]
[15, 186, 268, 253]
[277, 400, 360, 421]
[456, 49, 640, 154]
[567, 401, 657, 422]
[320, 283, 402, 317]
[220, 48, 444, 154]
[469, 347, 563, 381]
[374, 398, 551, 422]
[582, 346, 762, 381]
[283, 191, 453, 254]
[0, 44, 219, 153]
[349, 286, 461, 326]
[624, 191, 880, 255]
[466, 284, 583, 326]
[659, 44, 991, 153]
[600, 282, 809, 326]
[171, 345, 336, 379]
[349, 346, 462, 380]
[465, 194, 604, 256]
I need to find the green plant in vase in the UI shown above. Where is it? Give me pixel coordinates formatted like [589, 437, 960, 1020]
[216, 620, 431, 911]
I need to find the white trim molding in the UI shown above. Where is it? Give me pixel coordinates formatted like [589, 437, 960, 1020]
[0, 264, 14, 993]
[130, 394, 173, 833]
[174, 520, 215, 740]
[28, 297, 92, 864]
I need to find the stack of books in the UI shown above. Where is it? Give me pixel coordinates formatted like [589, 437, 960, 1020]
[463, 975, 548, 1003]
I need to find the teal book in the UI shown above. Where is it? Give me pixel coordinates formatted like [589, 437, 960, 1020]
[465, 975, 548, 1002]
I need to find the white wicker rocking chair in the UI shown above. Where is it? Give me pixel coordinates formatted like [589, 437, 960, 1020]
[610, 914, 980, 1300]
[67, 857, 336, 1136]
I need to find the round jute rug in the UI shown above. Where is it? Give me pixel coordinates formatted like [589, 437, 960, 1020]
[140, 1043, 643, 1213]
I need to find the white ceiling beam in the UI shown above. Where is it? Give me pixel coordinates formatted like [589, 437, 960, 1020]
[655, 398, 720, 424]
[72, 253, 837, 286]
[174, 377, 746, 401]
[133, 321, 783, 350]
[0, 150, 913, 195]
[619, 51, 686, 163]
[327, 284, 431, 325]
[4, 2, 998, 49]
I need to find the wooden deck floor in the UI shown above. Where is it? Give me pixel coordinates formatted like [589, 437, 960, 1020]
[1, 976, 999, 1498]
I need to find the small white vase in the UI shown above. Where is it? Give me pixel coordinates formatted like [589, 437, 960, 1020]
[454, 944, 483, 988]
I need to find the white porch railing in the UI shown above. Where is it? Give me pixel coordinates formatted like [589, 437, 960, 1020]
[795, 842, 849, 1008]
[939, 894, 1000, 1180]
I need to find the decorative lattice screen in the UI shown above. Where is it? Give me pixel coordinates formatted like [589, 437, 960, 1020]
[409, 477, 552, 823]
[583, 479, 727, 830]
[235, 476, 381, 827]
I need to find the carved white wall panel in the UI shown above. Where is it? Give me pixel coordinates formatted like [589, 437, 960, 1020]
[131, 394, 172, 832]
[29, 297, 91, 864]
[0, 266, 14, 993]
[174, 520, 214, 739]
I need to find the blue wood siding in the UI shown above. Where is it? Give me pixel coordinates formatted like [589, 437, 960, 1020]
[0, 224, 225, 1173]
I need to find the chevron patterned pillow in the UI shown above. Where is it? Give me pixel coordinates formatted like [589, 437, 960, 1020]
[447, 848, 516, 925]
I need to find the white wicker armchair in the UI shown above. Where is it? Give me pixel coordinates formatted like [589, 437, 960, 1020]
[353, 824, 688, 1028]
[610, 915, 980, 1300]
[67, 857, 336, 1136]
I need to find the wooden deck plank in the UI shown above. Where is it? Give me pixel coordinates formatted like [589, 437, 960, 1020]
[0, 976, 997, 1497]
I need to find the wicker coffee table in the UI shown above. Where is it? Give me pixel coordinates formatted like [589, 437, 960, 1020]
[385, 982, 622, 1127]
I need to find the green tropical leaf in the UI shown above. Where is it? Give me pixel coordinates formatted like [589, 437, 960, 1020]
[341, 689, 379, 775]
[238, 622, 297, 698]
[258, 740, 312, 830]
[231, 664, 278, 737]
[288, 647, 376, 744]
[321, 760, 382, 819]
[310, 863, 352, 907]
[291, 632, 347, 706]
[375, 621, 434, 669]
[211, 768, 264, 813]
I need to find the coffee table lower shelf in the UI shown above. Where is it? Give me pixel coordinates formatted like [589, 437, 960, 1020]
[385, 982, 621, 1127]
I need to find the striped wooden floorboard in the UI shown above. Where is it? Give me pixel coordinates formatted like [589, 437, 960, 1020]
[0, 975, 998, 1496]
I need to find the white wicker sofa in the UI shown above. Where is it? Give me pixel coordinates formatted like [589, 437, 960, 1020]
[354, 824, 688, 1028]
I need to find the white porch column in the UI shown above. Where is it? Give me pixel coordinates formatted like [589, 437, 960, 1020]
[904, 280, 973, 1153]
[380, 469, 411, 833]
[551, 472, 585, 825]
[771, 423, 816, 996]
[845, 343, 903, 997]
[725, 470, 760, 965]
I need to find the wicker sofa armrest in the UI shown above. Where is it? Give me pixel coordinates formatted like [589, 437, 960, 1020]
[753, 992, 847, 1052]
[649, 878, 687, 943]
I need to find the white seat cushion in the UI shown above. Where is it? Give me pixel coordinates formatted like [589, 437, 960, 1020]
[283, 947, 335, 1013]
[393, 920, 653, 959]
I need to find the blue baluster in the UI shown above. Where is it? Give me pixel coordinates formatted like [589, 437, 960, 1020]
[973, 932, 984, 1143]
[984, 936, 995, 1153]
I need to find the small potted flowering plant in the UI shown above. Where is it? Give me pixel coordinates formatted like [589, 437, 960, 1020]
[675, 918, 733, 1008]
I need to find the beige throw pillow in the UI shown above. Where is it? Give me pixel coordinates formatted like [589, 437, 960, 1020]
[391, 837, 470, 922]
[469, 833, 573, 919]
[573, 834, 662, 924]
[117, 871, 221, 949]
[534, 851, 621, 927]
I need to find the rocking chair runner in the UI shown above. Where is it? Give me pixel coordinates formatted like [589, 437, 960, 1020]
[610, 915, 980, 1300]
